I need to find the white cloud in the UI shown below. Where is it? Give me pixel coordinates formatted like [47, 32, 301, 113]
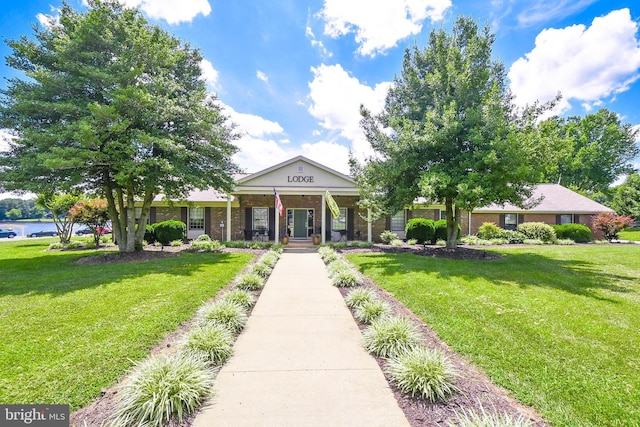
[308, 64, 391, 161]
[233, 137, 351, 174]
[256, 70, 269, 84]
[300, 141, 350, 174]
[306, 25, 332, 57]
[119, 0, 211, 24]
[227, 109, 283, 139]
[517, 0, 597, 27]
[199, 59, 219, 92]
[508, 9, 640, 114]
[320, 0, 451, 56]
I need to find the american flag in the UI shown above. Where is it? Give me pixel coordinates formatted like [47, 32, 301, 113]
[274, 188, 285, 216]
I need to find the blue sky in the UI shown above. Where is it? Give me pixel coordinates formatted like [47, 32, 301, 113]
[1, 0, 639, 189]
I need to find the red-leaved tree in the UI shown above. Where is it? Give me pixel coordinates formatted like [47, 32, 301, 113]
[592, 212, 634, 241]
[69, 199, 110, 247]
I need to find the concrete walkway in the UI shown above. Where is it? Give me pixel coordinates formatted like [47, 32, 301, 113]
[192, 252, 409, 427]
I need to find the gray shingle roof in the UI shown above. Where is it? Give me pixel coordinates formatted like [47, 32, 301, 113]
[474, 184, 614, 214]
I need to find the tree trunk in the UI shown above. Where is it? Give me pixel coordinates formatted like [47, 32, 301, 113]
[445, 196, 460, 249]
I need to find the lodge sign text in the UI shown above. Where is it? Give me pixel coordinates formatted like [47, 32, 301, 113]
[287, 175, 314, 183]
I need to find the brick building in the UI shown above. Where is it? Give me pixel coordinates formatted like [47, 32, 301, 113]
[143, 156, 614, 243]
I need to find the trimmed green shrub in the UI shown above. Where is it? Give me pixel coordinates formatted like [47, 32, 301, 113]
[345, 288, 377, 310]
[405, 218, 435, 244]
[199, 300, 248, 334]
[386, 347, 458, 402]
[221, 289, 257, 310]
[183, 324, 234, 366]
[110, 353, 213, 427]
[380, 230, 398, 244]
[195, 234, 211, 241]
[407, 238, 418, 245]
[234, 272, 264, 291]
[477, 222, 502, 240]
[552, 223, 592, 243]
[170, 239, 183, 247]
[354, 299, 391, 324]
[154, 220, 186, 245]
[502, 230, 526, 244]
[189, 239, 224, 252]
[517, 222, 556, 243]
[144, 224, 156, 243]
[363, 316, 422, 358]
[433, 220, 463, 243]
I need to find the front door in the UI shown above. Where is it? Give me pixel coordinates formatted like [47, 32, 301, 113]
[288, 209, 314, 238]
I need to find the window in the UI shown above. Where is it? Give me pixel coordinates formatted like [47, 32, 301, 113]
[559, 214, 573, 224]
[390, 211, 405, 231]
[189, 207, 205, 230]
[504, 213, 517, 230]
[332, 208, 347, 231]
[440, 210, 447, 220]
[253, 207, 268, 230]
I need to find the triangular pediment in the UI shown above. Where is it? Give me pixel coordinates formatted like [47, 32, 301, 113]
[235, 156, 358, 195]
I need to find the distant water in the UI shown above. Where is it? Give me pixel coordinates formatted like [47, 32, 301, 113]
[0, 221, 60, 236]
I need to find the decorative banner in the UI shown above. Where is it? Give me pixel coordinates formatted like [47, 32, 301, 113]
[325, 190, 340, 219]
[274, 188, 285, 216]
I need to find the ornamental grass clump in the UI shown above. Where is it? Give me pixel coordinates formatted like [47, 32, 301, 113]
[259, 251, 280, 268]
[221, 288, 257, 310]
[110, 353, 213, 427]
[450, 406, 534, 427]
[318, 246, 340, 263]
[386, 347, 458, 402]
[328, 260, 363, 287]
[249, 261, 273, 278]
[363, 316, 422, 358]
[199, 300, 248, 334]
[354, 299, 391, 324]
[234, 272, 264, 291]
[345, 288, 377, 310]
[182, 324, 234, 366]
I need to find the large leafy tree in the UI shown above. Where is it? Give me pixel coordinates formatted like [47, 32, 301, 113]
[352, 16, 550, 248]
[611, 172, 640, 220]
[0, 0, 238, 252]
[537, 109, 639, 193]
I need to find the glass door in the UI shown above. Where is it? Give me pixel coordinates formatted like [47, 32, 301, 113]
[287, 209, 314, 238]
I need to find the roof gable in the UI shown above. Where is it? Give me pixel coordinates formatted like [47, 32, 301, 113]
[235, 156, 357, 194]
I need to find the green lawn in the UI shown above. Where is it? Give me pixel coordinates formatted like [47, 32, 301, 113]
[618, 227, 640, 241]
[0, 239, 254, 410]
[347, 246, 640, 427]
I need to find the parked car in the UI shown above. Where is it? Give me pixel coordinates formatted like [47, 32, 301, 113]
[76, 226, 112, 236]
[0, 228, 17, 238]
[27, 230, 58, 238]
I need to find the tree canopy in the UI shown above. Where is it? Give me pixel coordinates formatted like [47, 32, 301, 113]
[0, 0, 239, 252]
[611, 172, 640, 220]
[352, 16, 550, 248]
[536, 109, 639, 194]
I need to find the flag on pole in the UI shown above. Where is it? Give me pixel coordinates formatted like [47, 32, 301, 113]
[325, 190, 340, 219]
[274, 188, 285, 216]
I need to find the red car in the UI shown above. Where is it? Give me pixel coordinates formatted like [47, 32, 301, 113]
[76, 226, 112, 236]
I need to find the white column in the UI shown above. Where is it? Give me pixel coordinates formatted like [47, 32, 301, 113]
[275, 205, 280, 244]
[226, 196, 232, 242]
[321, 193, 326, 244]
[367, 208, 372, 243]
[468, 210, 472, 236]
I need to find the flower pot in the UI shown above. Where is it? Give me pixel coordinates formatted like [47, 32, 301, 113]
[312, 235, 321, 245]
[281, 236, 289, 245]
